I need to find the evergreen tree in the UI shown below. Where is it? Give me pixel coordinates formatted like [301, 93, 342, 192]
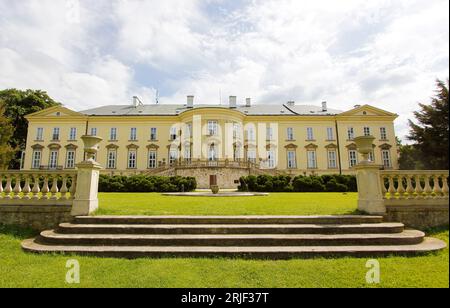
[0, 101, 15, 170]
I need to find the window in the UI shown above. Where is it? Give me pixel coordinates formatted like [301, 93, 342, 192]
[170, 127, 178, 140]
[364, 127, 371, 136]
[20, 152, 25, 170]
[307, 127, 314, 140]
[128, 149, 137, 169]
[66, 150, 76, 169]
[347, 127, 354, 140]
[233, 145, 241, 161]
[349, 150, 358, 167]
[380, 127, 387, 140]
[130, 128, 137, 141]
[307, 150, 317, 169]
[169, 149, 178, 165]
[287, 127, 294, 141]
[107, 150, 117, 169]
[90, 128, 97, 136]
[247, 150, 256, 163]
[185, 123, 192, 138]
[369, 151, 375, 162]
[49, 150, 59, 169]
[208, 121, 218, 136]
[382, 150, 392, 168]
[328, 151, 337, 169]
[327, 127, 334, 140]
[184, 147, 191, 162]
[266, 127, 273, 141]
[32, 150, 42, 169]
[110, 128, 117, 141]
[233, 123, 241, 138]
[52, 128, 60, 141]
[36, 128, 44, 141]
[69, 128, 77, 140]
[148, 151, 157, 169]
[208, 145, 218, 161]
[287, 151, 296, 169]
[247, 128, 255, 141]
[267, 151, 275, 168]
[150, 128, 157, 141]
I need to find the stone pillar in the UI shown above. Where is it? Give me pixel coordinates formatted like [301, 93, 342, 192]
[71, 136, 103, 216]
[354, 136, 386, 215]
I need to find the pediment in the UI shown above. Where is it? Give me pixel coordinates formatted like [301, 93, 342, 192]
[284, 143, 298, 149]
[338, 105, 397, 117]
[25, 106, 85, 118]
[304, 143, 318, 149]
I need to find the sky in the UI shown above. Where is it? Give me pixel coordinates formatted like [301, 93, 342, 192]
[0, 0, 449, 141]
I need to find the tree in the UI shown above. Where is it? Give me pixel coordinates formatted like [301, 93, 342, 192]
[407, 79, 449, 170]
[0, 101, 15, 170]
[0, 89, 60, 169]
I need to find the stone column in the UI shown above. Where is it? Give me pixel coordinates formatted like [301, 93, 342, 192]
[71, 135, 103, 216]
[354, 136, 386, 215]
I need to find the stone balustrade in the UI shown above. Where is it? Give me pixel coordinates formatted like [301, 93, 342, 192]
[0, 171, 77, 205]
[380, 170, 449, 201]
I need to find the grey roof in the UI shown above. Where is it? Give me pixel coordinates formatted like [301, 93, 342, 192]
[80, 104, 343, 116]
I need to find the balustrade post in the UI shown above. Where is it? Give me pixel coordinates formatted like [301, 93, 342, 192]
[433, 175, 443, 199]
[423, 175, 433, 199]
[0, 174, 4, 199]
[414, 175, 424, 199]
[406, 175, 414, 199]
[22, 175, 31, 200]
[442, 174, 449, 198]
[32, 174, 40, 200]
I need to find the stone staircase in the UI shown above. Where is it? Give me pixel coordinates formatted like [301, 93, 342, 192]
[22, 216, 446, 259]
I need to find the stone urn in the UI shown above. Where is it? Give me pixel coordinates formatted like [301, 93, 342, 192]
[81, 135, 103, 162]
[354, 135, 375, 164]
[210, 185, 220, 194]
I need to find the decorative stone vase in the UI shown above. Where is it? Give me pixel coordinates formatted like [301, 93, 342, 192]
[211, 185, 220, 194]
[81, 135, 103, 162]
[354, 135, 375, 164]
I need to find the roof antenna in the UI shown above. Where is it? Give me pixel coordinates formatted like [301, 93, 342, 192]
[133, 96, 144, 107]
[219, 89, 222, 105]
[155, 90, 160, 105]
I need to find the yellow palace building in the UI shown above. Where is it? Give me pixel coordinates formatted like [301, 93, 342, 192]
[23, 96, 399, 188]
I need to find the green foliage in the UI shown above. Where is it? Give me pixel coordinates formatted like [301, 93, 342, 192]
[238, 174, 357, 193]
[0, 89, 60, 169]
[406, 79, 449, 170]
[98, 175, 197, 193]
[0, 101, 15, 170]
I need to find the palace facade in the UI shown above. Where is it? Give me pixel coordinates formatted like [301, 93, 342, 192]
[23, 97, 399, 188]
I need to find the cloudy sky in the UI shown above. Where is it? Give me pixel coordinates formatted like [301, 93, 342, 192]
[0, 0, 448, 140]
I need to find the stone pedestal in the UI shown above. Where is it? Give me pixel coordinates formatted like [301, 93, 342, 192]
[355, 163, 386, 215]
[71, 160, 102, 216]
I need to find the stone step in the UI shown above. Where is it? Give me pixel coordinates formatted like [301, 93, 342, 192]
[22, 237, 447, 259]
[57, 222, 405, 235]
[38, 230, 425, 247]
[73, 215, 384, 225]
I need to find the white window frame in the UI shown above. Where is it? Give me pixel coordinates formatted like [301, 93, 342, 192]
[247, 150, 256, 163]
[150, 127, 157, 141]
[90, 127, 97, 136]
[349, 150, 358, 168]
[364, 127, 371, 136]
[127, 149, 137, 169]
[208, 145, 218, 161]
[307, 127, 314, 141]
[130, 128, 137, 141]
[382, 150, 392, 168]
[110, 128, 117, 141]
[49, 150, 59, 169]
[267, 150, 276, 168]
[69, 128, 77, 141]
[36, 128, 44, 141]
[32, 150, 42, 169]
[52, 127, 60, 141]
[369, 151, 375, 162]
[169, 149, 178, 165]
[287, 127, 294, 141]
[65, 150, 76, 169]
[170, 127, 178, 140]
[266, 127, 273, 141]
[247, 128, 255, 141]
[328, 150, 337, 169]
[287, 151, 296, 169]
[148, 150, 158, 169]
[107, 149, 117, 169]
[380, 127, 387, 140]
[347, 127, 354, 140]
[327, 127, 334, 140]
[307, 150, 317, 169]
[208, 121, 218, 136]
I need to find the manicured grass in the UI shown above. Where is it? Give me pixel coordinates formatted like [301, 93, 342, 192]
[0, 224, 448, 288]
[96, 192, 359, 216]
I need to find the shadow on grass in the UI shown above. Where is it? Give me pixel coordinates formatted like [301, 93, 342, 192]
[0, 224, 39, 239]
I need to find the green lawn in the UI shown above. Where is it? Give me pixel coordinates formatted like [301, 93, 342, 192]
[0, 192, 448, 288]
[96, 192, 359, 216]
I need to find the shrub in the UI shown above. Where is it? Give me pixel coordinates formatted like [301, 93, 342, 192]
[98, 175, 196, 193]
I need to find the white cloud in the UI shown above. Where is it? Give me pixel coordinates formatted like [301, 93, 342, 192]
[0, 0, 448, 140]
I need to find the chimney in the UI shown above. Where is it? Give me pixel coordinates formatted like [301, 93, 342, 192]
[229, 96, 237, 108]
[246, 98, 251, 107]
[287, 101, 295, 107]
[354, 104, 361, 109]
[322, 101, 328, 112]
[187, 96, 194, 108]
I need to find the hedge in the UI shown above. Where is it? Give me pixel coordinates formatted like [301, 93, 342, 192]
[99, 175, 197, 193]
[238, 174, 357, 193]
